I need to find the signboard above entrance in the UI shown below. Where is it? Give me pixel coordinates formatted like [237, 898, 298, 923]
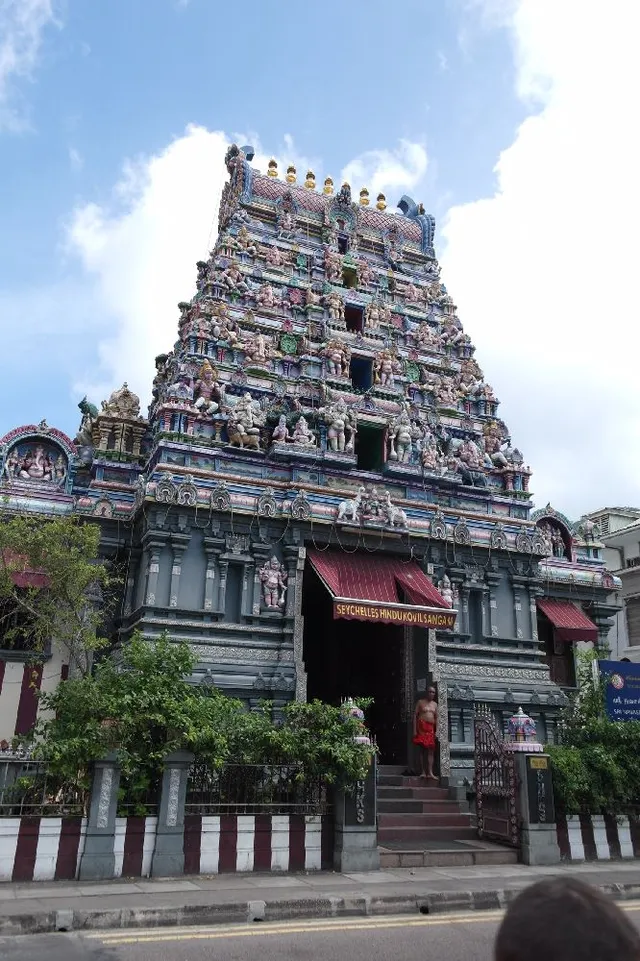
[333, 598, 457, 629]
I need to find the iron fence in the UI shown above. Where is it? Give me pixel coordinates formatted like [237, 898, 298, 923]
[185, 762, 331, 816]
[0, 759, 89, 818]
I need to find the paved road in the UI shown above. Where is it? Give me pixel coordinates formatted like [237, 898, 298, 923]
[2, 903, 640, 961]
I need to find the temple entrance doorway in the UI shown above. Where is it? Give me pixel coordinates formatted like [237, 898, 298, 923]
[302, 562, 408, 764]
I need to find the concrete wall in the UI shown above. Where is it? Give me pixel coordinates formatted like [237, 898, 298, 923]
[0, 642, 68, 744]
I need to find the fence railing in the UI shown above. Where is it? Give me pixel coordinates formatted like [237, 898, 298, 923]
[185, 762, 331, 816]
[0, 759, 89, 818]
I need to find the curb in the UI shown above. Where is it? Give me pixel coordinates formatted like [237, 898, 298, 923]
[2, 883, 640, 936]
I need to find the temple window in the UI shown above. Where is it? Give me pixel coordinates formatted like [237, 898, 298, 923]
[349, 355, 372, 391]
[224, 563, 243, 623]
[338, 236, 349, 255]
[345, 304, 364, 333]
[342, 265, 357, 288]
[356, 424, 385, 472]
[0, 596, 36, 655]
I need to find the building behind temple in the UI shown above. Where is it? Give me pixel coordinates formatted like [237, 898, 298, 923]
[0, 145, 620, 784]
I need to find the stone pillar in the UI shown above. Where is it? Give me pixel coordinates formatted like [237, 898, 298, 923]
[202, 540, 220, 612]
[513, 752, 561, 865]
[145, 546, 162, 606]
[218, 559, 229, 613]
[123, 548, 141, 616]
[290, 546, 307, 702]
[486, 573, 501, 638]
[460, 586, 470, 635]
[79, 754, 121, 880]
[242, 559, 255, 617]
[169, 538, 188, 609]
[284, 547, 299, 619]
[528, 587, 541, 645]
[333, 756, 379, 872]
[151, 751, 194, 878]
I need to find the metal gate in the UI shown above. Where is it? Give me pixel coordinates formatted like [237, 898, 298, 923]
[474, 712, 519, 847]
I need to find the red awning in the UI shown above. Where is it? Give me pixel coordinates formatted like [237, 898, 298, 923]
[537, 598, 598, 643]
[1, 551, 49, 590]
[308, 550, 455, 629]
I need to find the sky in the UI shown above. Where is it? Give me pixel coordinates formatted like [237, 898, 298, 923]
[0, 0, 639, 518]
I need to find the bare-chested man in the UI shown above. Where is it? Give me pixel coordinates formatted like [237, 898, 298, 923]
[413, 687, 438, 780]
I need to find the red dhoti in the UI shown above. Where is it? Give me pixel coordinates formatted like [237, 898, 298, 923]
[413, 718, 436, 749]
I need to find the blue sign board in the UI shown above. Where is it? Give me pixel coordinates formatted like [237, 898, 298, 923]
[600, 660, 640, 722]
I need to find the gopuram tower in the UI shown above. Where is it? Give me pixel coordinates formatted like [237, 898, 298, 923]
[121, 143, 560, 782]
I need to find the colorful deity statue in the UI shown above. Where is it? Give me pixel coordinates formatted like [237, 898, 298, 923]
[194, 360, 222, 416]
[419, 430, 441, 471]
[243, 329, 274, 365]
[356, 258, 375, 288]
[387, 407, 414, 463]
[259, 556, 288, 609]
[319, 397, 357, 453]
[322, 338, 351, 378]
[291, 415, 316, 448]
[263, 244, 287, 270]
[271, 415, 290, 445]
[374, 349, 400, 389]
[226, 393, 264, 449]
[305, 285, 322, 310]
[436, 376, 459, 408]
[232, 225, 257, 257]
[324, 247, 343, 283]
[414, 320, 441, 351]
[256, 282, 279, 310]
[221, 259, 249, 294]
[323, 291, 344, 322]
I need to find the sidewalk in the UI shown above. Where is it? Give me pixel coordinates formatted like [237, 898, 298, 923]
[2, 860, 640, 935]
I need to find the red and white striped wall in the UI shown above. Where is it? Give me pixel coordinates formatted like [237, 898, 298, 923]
[0, 817, 87, 882]
[557, 814, 640, 861]
[184, 814, 334, 873]
[0, 814, 333, 881]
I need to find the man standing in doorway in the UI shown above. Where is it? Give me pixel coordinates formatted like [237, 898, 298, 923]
[413, 686, 438, 780]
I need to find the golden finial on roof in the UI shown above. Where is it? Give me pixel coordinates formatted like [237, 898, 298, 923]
[286, 164, 297, 184]
[359, 187, 370, 207]
[323, 176, 334, 195]
[304, 170, 316, 189]
[376, 193, 387, 211]
[267, 159, 278, 178]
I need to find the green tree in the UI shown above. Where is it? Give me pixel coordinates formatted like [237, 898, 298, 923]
[0, 513, 112, 676]
[27, 633, 376, 799]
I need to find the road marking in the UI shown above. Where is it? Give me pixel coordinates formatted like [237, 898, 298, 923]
[87, 902, 640, 946]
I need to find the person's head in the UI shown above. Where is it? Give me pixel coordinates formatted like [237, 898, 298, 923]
[495, 878, 640, 961]
[427, 686, 436, 700]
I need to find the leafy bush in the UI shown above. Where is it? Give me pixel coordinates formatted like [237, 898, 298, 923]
[25, 633, 375, 804]
[548, 651, 640, 814]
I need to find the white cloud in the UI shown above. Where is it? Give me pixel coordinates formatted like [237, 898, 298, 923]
[0, 0, 58, 131]
[440, 0, 640, 516]
[341, 140, 428, 199]
[67, 125, 231, 405]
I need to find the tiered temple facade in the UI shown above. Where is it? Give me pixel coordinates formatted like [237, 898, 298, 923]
[0, 145, 620, 783]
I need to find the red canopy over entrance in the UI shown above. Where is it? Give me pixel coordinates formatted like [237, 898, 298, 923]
[307, 549, 455, 629]
[537, 597, 598, 643]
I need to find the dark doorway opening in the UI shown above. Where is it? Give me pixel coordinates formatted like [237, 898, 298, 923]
[538, 615, 576, 687]
[338, 235, 349, 255]
[345, 304, 364, 333]
[303, 563, 407, 764]
[343, 266, 358, 289]
[356, 423, 385, 471]
[349, 355, 372, 391]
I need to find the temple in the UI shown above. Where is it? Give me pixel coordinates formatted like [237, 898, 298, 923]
[0, 145, 620, 785]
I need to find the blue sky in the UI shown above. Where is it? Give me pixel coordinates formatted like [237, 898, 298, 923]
[1, 0, 639, 513]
